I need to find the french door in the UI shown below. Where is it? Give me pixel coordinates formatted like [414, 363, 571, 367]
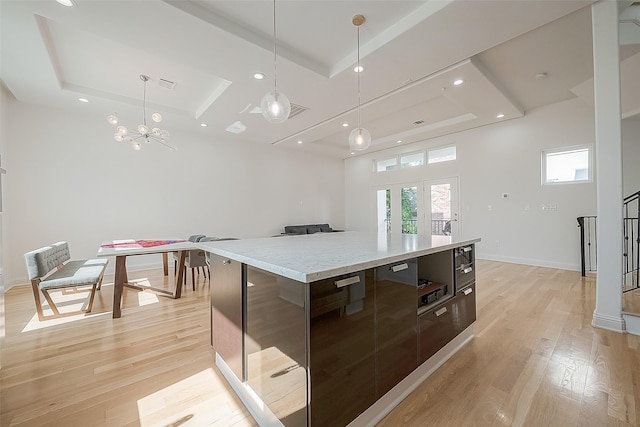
[424, 177, 460, 239]
[375, 177, 460, 238]
[375, 183, 424, 235]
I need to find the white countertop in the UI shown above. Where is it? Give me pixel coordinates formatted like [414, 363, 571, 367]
[198, 232, 480, 283]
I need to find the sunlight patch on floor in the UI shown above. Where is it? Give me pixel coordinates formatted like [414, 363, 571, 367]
[21, 306, 110, 332]
[137, 368, 253, 426]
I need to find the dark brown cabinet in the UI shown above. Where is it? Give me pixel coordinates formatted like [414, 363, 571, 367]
[210, 254, 244, 380]
[375, 260, 418, 397]
[310, 270, 376, 427]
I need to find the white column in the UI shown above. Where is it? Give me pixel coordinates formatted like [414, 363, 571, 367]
[591, 0, 624, 332]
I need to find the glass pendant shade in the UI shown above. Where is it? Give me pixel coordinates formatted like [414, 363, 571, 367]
[349, 127, 371, 151]
[107, 115, 119, 125]
[260, 89, 291, 124]
[151, 112, 162, 123]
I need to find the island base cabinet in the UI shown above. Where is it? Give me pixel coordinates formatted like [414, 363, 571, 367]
[210, 254, 244, 380]
[310, 270, 376, 427]
[419, 282, 476, 364]
[375, 261, 418, 398]
[246, 267, 307, 426]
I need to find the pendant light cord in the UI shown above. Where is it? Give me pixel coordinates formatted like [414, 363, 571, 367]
[142, 78, 148, 127]
[273, 0, 278, 93]
[357, 25, 361, 130]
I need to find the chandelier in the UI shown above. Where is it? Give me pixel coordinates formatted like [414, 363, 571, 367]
[348, 14, 371, 151]
[107, 74, 175, 151]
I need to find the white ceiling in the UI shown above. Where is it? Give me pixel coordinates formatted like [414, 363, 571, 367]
[1, 0, 639, 158]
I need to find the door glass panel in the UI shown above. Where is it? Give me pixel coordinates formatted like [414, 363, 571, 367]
[401, 186, 418, 234]
[376, 189, 391, 234]
[430, 183, 451, 236]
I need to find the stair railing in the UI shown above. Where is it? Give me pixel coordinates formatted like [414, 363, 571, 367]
[577, 215, 598, 276]
[623, 191, 640, 293]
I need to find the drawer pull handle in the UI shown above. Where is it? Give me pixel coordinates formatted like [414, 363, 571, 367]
[391, 263, 409, 272]
[463, 246, 472, 252]
[463, 267, 473, 274]
[463, 287, 473, 295]
[222, 259, 231, 265]
[335, 276, 360, 288]
[435, 307, 448, 317]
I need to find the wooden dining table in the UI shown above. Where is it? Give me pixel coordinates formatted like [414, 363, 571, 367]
[96, 239, 197, 318]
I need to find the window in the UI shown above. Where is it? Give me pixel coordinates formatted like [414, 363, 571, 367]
[376, 157, 397, 172]
[542, 146, 590, 184]
[400, 152, 425, 169]
[428, 145, 457, 164]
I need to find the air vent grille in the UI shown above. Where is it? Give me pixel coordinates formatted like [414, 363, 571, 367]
[289, 103, 309, 119]
[158, 78, 176, 90]
[413, 119, 425, 125]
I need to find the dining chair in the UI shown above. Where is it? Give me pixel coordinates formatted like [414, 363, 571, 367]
[199, 237, 238, 281]
[173, 234, 205, 284]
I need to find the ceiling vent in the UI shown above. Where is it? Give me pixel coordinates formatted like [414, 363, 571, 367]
[289, 103, 309, 119]
[413, 119, 425, 125]
[158, 78, 176, 90]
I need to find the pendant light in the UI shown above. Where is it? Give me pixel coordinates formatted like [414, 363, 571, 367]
[348, 14, 371, 151]
[261, 0, 291, 123]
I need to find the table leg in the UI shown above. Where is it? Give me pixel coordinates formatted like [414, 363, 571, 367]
[175, 250, 186, 299]
[113, 255, 127, 318]
[162, 252, 168, 276]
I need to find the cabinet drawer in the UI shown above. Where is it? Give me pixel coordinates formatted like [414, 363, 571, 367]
[452, 282, 476, 334]
[418, 298, 457, 363]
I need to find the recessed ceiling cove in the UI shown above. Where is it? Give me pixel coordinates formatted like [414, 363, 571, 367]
[37, 15, 231, 119]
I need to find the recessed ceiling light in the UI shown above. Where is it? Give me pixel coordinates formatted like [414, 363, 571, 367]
[453, 79, 464, 86]
[254, 73, 265, 80]
[78, 98, 89, 103]
[200, 123, 208, 127]
[397, 140, 402, 143]
[354, 65, 364, 73]
[297, 140, 303, 144]
[342, 123, 349, 127]
[56, 0, 75, 6]
[496, 113, 505, 119]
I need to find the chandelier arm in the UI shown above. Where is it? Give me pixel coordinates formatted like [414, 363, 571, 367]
[153, 138, 178, 151]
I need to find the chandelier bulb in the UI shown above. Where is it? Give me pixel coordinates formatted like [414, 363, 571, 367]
[114, 133, 124, 142]
[116, 125, 128, 135]
[107, 114, 119, 125]
[137, 124, 148, 135]
[132, 142, 142, 151]
[151, 112, 162, 123]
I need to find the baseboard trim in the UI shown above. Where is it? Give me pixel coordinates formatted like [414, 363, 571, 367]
[476, 254, 579, 272]
[623, 313, 640, 336]
[592, 311, 626, 332]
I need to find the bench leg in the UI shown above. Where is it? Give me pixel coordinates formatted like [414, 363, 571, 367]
[85, 283, 98, 313]
[40, 289, 62, 317]
[31, 280, 46, 322]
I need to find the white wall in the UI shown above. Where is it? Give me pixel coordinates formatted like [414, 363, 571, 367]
[623, 116, 640, 197]
[345, 98, 598, 271]
[4, 101, 345, 286]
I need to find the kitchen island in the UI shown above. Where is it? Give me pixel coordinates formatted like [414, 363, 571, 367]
[199, 232, 480, 427]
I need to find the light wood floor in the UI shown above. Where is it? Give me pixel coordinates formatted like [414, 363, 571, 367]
[2, 261, 639, 426]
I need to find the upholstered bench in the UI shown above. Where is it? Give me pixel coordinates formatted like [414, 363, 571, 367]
[24, 242, 108, 320]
